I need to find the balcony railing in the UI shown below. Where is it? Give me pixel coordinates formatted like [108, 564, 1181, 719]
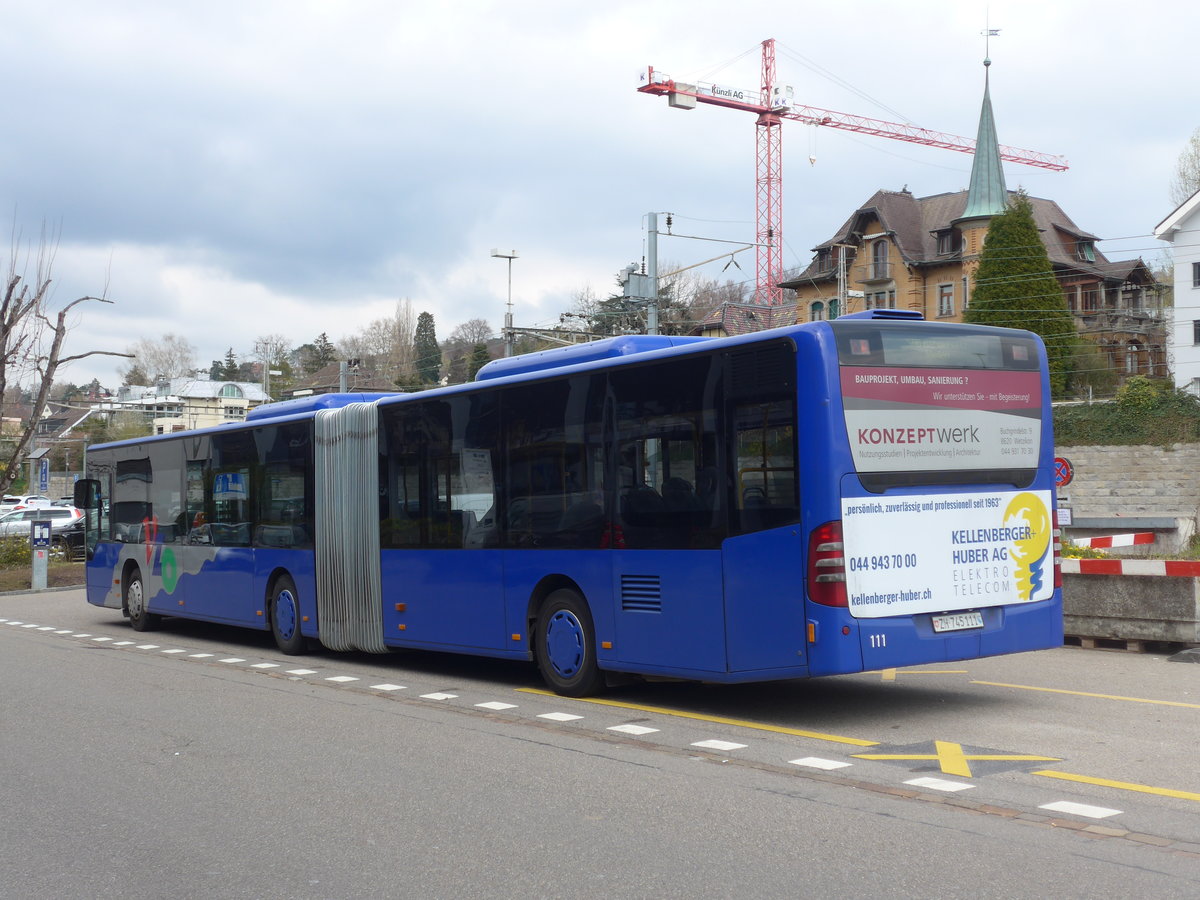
[858, 262, 893, 283]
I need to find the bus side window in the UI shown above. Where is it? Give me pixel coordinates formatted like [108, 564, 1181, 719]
[733, 399, 799, 534]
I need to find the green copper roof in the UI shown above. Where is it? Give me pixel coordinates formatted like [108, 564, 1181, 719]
[960, 60, 1008, 221]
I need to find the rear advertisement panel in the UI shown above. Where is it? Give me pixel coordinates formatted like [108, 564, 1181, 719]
[841, 488, 1054, 618]
[841, 366, 1042, 474]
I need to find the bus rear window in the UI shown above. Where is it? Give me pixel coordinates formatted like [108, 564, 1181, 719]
[832, 321, 1043, 492]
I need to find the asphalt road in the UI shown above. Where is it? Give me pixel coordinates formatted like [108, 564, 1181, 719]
[2, 588, 1199, 899]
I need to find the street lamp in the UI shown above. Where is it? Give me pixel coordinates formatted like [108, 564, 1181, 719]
[490, 249, 518, 357]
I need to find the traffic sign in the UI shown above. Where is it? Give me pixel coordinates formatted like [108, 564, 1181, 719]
[1053, 456, 1073, 488]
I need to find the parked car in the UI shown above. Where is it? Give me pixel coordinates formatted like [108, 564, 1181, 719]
[0, 495, 53, 514]
[0, 506, 84, 541]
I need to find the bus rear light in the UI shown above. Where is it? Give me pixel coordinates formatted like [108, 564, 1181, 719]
[808, 520, 848, 607]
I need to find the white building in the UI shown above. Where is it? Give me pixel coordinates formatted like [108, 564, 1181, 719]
[1155, 188, 1200, 393]
[105, 377, 271, 433]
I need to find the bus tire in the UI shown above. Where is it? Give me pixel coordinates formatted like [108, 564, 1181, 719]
[269, 575, 306, 655]
[535, 589, 603, 697]
[125, 567, 160, 632]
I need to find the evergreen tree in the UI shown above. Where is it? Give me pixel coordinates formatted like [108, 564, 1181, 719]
[218, 348, 240, 380]
[413, 312, 441, 384]
[468, 343, 492, 380]
[964, 192, 1077, 396]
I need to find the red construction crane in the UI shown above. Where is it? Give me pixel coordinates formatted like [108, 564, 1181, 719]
[638, 39, 1069, 306]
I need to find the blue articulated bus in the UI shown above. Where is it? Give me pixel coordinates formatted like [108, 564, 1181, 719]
[76, 310, 1062, 696]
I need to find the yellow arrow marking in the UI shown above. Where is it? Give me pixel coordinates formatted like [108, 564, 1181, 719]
[853, 741, 1060, 778]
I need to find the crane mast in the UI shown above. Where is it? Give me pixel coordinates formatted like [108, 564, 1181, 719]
[638, 38, 1069, 307]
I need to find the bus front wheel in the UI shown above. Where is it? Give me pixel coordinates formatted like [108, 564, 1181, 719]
[270, 575, 306, 655]
[535, 589, 603, 697]
[125, 567, 160, 632]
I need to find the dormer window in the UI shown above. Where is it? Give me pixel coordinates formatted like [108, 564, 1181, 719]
[1077, 240, 1096, 262]
[935, 230, 960, 255]
[220, 384, 244, 399]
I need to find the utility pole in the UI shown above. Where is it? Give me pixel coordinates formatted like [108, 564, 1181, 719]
[617, 213, 661, 335]
[491, 249, 519, 356]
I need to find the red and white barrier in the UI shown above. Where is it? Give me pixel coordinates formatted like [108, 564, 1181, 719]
[1062, 558, 1200, 577]
[1069, 532, 1155, 549]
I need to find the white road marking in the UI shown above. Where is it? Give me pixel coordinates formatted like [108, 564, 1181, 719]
[608, 724, 659, 736]
[476, 701, 517, 710]
[218, 658, 246, 663]
[326, 676, 359, 683]
[538, 712, 582, 722]
[790, 757, 852, 770]
[135, 644, 160, 650]
[370, 684, 406, 691]
[251, 662, 280, 668]
[285, 668, 318, 675]
[1039, 801, 1122, 819]
[905, 777, 975, 793]
[420, 692, 458, 700]
[691, 740, 748, 752]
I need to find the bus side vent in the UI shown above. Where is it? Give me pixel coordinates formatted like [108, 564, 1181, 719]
[621, 574, 663, 613]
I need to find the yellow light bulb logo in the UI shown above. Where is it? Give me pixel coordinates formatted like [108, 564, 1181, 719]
[1003, 492, 1050, 601]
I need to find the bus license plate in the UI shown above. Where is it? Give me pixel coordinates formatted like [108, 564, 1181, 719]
[931, 612, 984, 633]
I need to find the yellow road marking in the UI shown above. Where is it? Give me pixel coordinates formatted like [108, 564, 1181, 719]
[853, 741, 1059, 777]
[1034, 770, 1200, 803]
[935, 740, 972, 778]
[516, 688, 877, 746]
[972, 681, 1200, 710]
[872, 669, 969, 682]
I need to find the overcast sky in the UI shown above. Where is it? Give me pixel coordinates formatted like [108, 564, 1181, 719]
[2, 0, 1193, 388]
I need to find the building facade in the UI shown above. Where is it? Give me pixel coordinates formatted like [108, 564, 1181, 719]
[1154, 188, 1200, 394]
[784, 188, 1166, 382]
[104, 377, 272, 433]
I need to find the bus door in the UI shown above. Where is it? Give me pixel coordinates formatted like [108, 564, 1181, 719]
[604, 400, 724, 676]
[378, 398, 506, 651]
[720, 395, 808, 674]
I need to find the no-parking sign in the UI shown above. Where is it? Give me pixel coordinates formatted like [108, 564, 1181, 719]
[1053, 457, 1073, 488]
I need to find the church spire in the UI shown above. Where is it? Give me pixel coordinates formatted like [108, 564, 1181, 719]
[959, 57, 1009, 221]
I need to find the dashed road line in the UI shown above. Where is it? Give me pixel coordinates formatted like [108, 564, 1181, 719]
[516, 688, 878, 747]
[904, 776, 974, 793]
[14, 618, 1200, 837]
[1039, 800, 1121, 819]
[790, 757, 851, 771]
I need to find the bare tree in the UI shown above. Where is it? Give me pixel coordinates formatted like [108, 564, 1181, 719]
[448, 318, 494, 346]
[1170, 126, 1200, 206]
[337, 298, 418, 386]
[120, 333, 198, 384]
[0, 230, 130, 496]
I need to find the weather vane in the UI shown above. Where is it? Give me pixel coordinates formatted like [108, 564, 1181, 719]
[982, 20, 1000, 64]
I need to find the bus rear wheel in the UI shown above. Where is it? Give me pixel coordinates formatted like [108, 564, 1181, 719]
[125, 567, 160, 632]
[270, 575, 306, 655]
[535, 589, 603, 697]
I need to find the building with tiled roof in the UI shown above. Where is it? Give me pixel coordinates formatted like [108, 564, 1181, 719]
[281, 362, 398, 399]
[782, 62, 1165, 385]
